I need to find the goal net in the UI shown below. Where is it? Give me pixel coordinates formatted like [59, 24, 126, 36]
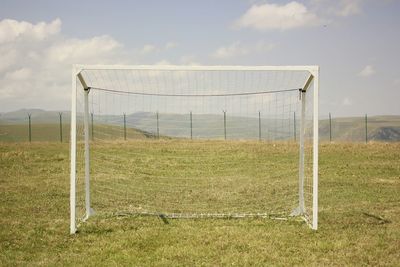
[70, 65, 319, 233]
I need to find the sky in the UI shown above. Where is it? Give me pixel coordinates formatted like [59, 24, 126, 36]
[0, 0, 399, 117]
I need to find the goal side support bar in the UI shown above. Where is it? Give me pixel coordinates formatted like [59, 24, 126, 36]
[300, 74, 314, 217]
[312, 68, 319, 230]
[82, 74, 93, 221]
[70, 68, 77, 234]
[70, 69, 92, 234]
[291, 70, 318, 230]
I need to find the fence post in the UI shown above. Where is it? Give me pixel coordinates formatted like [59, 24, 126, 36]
[123, 113, 127, 140]
[91, 113, 94, 141]
[294, 111, 296, 141]
[258, 111, 261, 141]
[223, 110, 227, 140]
[329, 112, 332, 143]
[59, 112, 63, 143]
[156, 112, 159, 139]
[365, 114, 368, 144]
[28, 113, 32, 142]
[190, 111, 193, 140]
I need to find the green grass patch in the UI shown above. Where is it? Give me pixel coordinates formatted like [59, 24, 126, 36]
[0, 141, 399, 266]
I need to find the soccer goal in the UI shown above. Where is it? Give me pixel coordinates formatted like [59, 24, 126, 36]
[70, 65, 319, 234]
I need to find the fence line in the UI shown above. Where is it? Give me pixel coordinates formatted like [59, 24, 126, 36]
[28, 113, 32, 142]
[0, 112, 398, 143]
[59, 112, 63, 143]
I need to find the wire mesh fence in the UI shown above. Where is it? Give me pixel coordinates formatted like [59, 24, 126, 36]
[0, 111, 399, 143]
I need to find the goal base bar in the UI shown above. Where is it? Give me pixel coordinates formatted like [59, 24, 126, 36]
[100, 211, 305, 221]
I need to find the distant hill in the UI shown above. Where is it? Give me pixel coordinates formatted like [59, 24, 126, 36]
[1, 109, 399, 142]
[319, 115, 400, 142]
[370, 127, 400, 141]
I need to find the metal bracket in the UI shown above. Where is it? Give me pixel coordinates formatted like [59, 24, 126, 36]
[299, 88, 305, 100]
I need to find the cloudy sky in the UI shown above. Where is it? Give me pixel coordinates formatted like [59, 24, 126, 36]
[0, 0, 399, 117]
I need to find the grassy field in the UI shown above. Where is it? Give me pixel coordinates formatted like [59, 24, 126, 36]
[0, 141, 399, 266]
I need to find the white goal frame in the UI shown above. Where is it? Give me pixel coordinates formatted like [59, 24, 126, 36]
[70, 64, 319, 234]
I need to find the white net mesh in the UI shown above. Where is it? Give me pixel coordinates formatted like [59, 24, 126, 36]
[73, 67, 317, 228]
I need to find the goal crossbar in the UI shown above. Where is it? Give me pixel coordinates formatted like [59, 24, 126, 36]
[74, 64, 319, 72]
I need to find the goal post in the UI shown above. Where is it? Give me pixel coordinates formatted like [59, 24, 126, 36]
[70, 65, 319, 234]
[70, 67, 77, 234]
[291, 71, 319, 230]
[312, 69, 319, 230]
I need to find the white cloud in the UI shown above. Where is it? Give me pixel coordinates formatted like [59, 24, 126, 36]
[310, 0, 363, 18]
[0, 18, 61, 44]
[358, 65, 376, 77]
[180, 55, 200, 65]
[47, 35, 121, 63]
[212, 41, 275, 59]
[0, 47, 17, 72]
[4, 68, 32, 80]
[336, 0, 362, 17]
[342, 97, 352, 106]
[0, 18, 127, 111]
[139, 42, 178, 55]
[0, 18, 188, 111]
[213, 42, 249, 59]
[140, 44, 157, 54]
[235, 2, 323, 31]
[165, 42, 178, 49]
[254, 41, 276, 52]
[155, 59, 171, 65]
